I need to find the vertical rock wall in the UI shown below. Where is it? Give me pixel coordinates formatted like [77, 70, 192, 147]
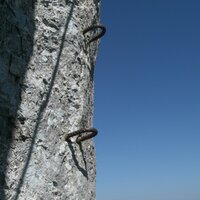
[0, 0, 101, 199]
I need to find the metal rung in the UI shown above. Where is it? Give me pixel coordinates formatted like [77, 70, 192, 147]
[65, 128, 98, 144]
[83, 25, 106, 44]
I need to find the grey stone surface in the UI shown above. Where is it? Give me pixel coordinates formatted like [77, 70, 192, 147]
[0, 0, 101, 199]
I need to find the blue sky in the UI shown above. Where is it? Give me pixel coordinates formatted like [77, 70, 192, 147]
[94, 1, 200, 200]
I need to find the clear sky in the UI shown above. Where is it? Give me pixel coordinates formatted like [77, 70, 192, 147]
[94, 1, 200, 200]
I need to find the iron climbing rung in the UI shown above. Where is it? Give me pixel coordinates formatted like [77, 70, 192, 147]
[65, 128, 98, 143]
[83, 25, 106, 44]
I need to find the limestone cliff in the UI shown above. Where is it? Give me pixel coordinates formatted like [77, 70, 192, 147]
[0, 0, 103, 199]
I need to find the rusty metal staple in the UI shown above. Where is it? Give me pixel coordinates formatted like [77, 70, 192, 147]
[83, 25, 106, 44]
[65, 128, 98, 144]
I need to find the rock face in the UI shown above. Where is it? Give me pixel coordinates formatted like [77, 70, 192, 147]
[0, 0, 101, 199]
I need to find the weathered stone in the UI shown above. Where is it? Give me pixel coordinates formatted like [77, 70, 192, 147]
[0, 0, 102, 199]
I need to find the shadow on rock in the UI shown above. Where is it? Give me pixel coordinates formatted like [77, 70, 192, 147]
[0, 1, 35, 199]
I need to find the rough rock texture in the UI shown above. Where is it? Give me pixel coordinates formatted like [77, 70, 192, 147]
[0, 0, 101, 199]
